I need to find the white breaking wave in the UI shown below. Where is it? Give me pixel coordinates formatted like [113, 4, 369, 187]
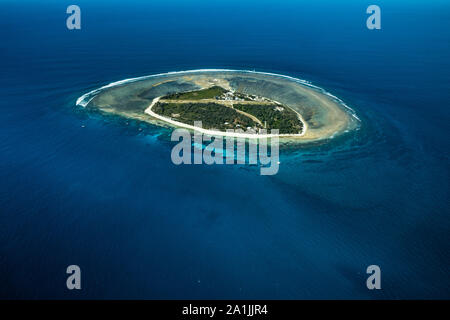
[75, 69, 361, 124]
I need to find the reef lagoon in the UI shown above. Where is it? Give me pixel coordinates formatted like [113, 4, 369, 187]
[78, 70, 359, 142]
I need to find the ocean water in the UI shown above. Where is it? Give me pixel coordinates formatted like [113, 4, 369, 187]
[0, 0, 449, 299]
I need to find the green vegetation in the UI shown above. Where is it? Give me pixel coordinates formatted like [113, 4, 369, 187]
[164, 86, 228, 100]
[154, 86, 303, 134]
[234, 104, 303, 134]
[153, 102, 260, 130]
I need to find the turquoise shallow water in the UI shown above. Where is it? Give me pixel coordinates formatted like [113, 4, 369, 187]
[0, 1, 449, 299]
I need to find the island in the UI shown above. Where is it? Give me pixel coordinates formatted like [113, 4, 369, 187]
[76, 70, 359, 141]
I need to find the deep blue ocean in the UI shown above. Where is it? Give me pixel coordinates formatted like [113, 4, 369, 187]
[0, 0, 449, 299]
